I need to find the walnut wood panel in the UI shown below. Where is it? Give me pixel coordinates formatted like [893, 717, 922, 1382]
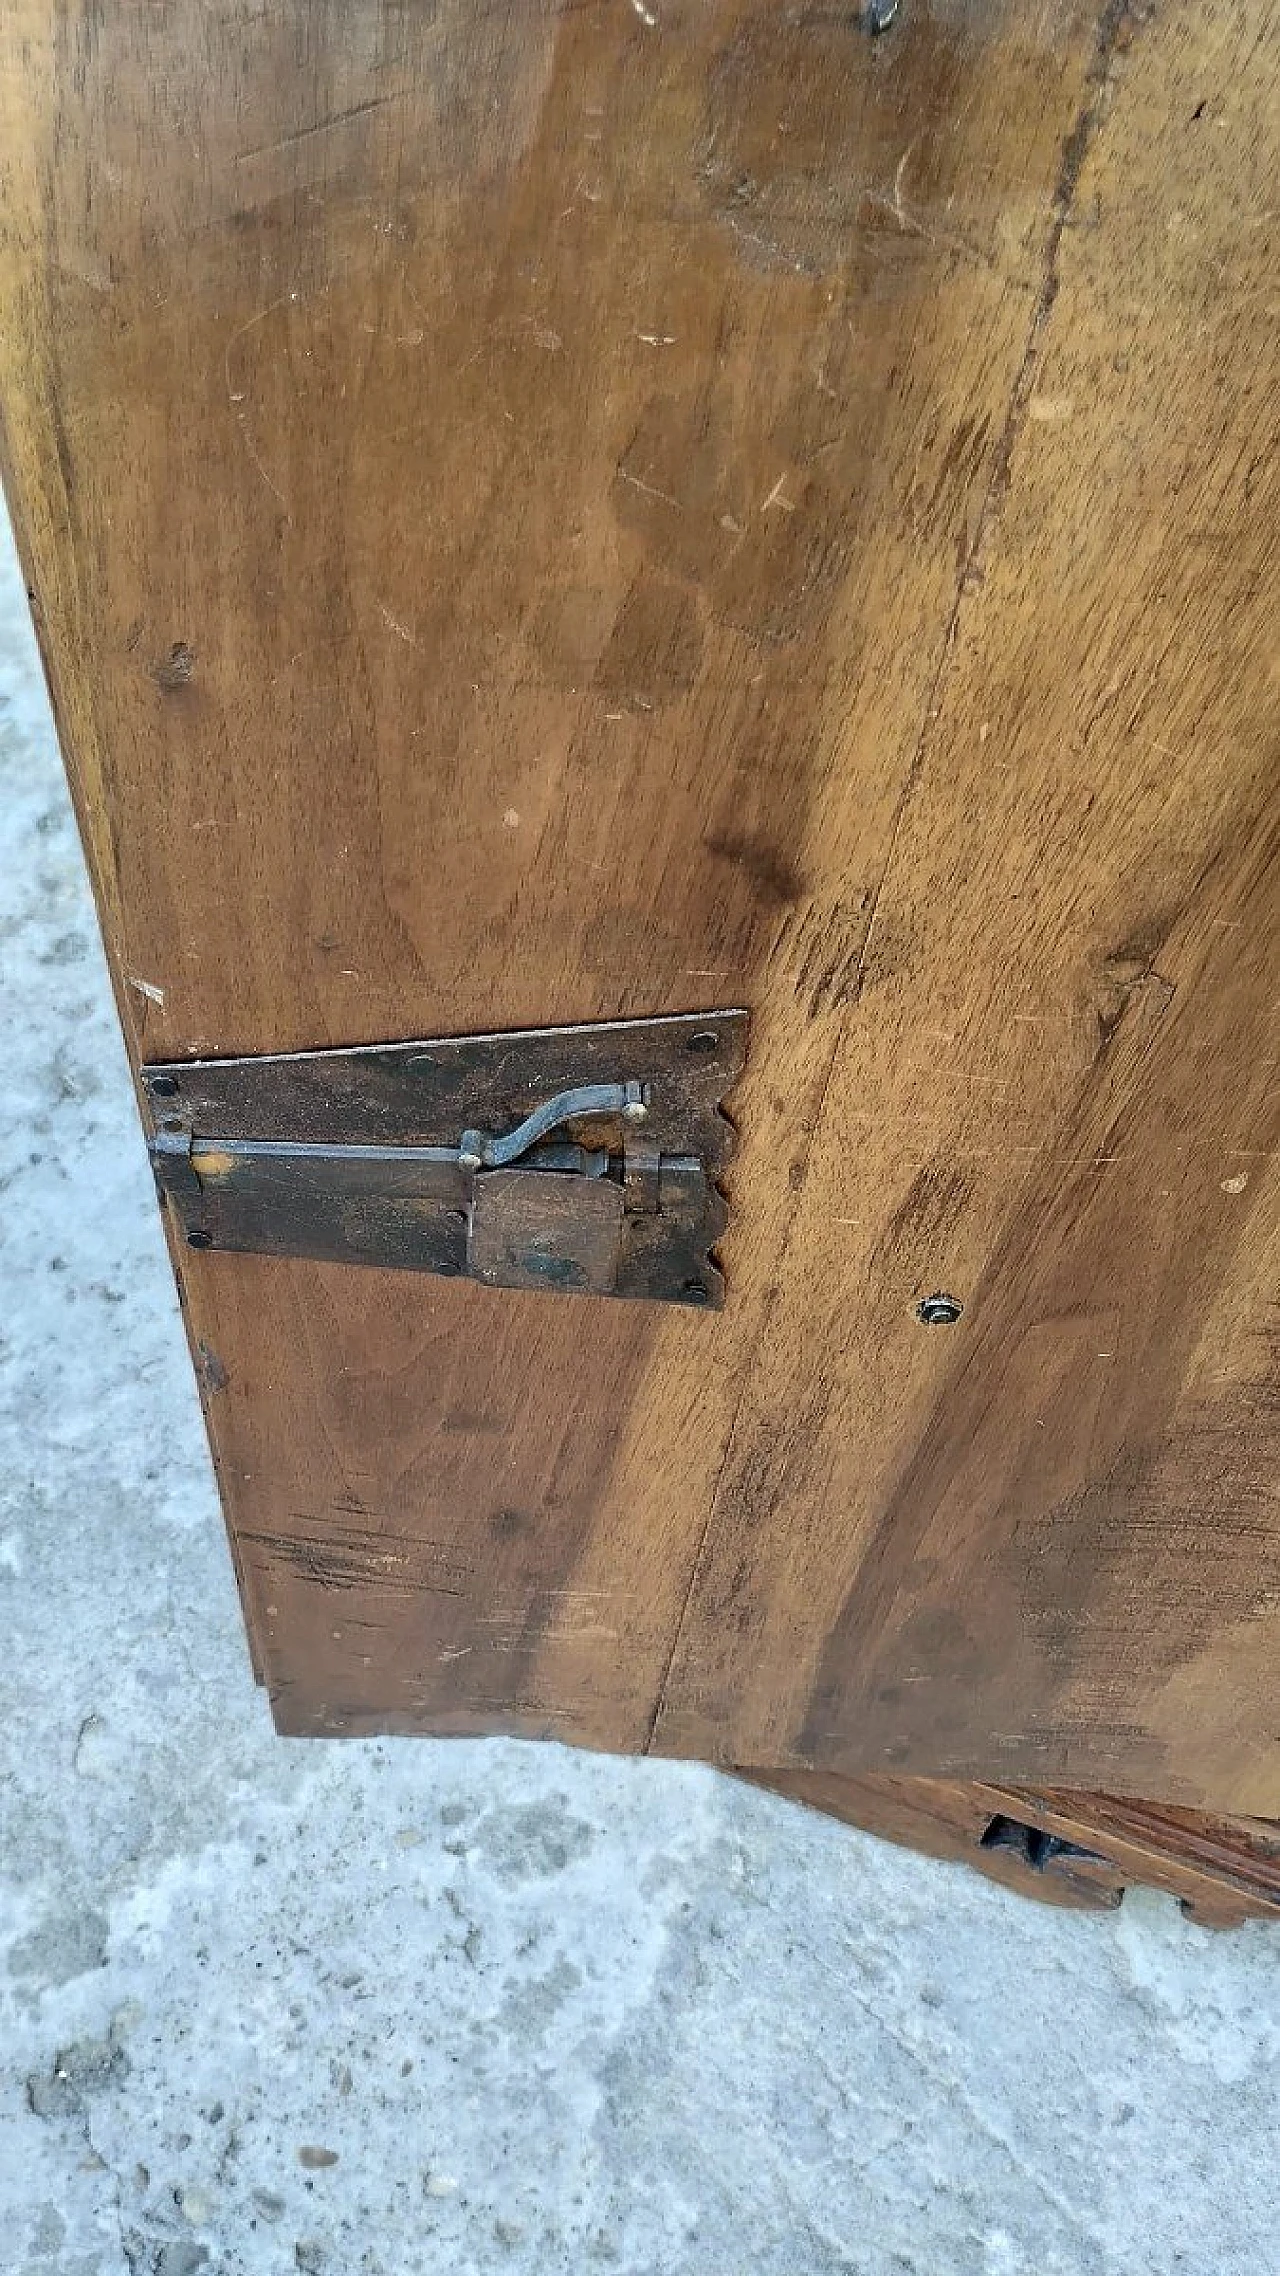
[658, 1, 1280, 1810]
[0, 5, 1112, 1744]
[743, 1772, 1280, 1928]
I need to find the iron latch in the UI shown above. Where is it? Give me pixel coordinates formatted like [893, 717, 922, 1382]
[144, 1011, 746, 1307]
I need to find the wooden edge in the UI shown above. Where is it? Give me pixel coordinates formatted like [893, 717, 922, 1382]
[736, 1769, 1280, 1927]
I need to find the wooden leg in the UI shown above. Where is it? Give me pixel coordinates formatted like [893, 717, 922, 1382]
[738, 1771, 1280, 1928]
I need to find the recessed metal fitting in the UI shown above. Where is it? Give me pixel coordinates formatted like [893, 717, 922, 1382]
[916, 1292, 963, 1326]
[978, 1816, 1108, 1874]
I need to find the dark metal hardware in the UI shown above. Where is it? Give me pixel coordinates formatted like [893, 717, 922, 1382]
[916, 1292, 963, 1326]
[458, 1079, 647, 1171]
[979, 1816, 1108, 1874]
[143, 1012, 746, 1308]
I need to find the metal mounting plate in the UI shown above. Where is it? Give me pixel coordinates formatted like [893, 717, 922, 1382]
[143, 1011, 747, 1308]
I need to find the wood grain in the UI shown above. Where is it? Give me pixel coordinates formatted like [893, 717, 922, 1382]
[0, 4, 1114, 1748]
[657, 0, 1280, 1811]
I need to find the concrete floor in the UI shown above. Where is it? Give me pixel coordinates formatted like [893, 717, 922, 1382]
[0, 509, 1276, 2276]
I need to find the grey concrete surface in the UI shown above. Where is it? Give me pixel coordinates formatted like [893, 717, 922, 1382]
[0, 506, 1276, 2276]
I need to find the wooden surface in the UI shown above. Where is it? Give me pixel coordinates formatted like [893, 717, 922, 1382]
[1, 2, 1276, 1809]
[655, 0, 1280, 1807]
[743, 1772, 1280, 1928]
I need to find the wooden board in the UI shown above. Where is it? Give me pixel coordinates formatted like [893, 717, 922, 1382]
[655, 0, 1280, 1812]
[740, 1773, 1280, 1928]
[1, 1, 1276, 1812]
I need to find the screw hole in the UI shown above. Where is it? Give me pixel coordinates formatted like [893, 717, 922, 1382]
[159, 1115, 186, 1135]
[149, 1073, 180, 1098]
[682, 1279, 710, 1304]
[686, 1031, 719, 1055]
[916, 1292, 963, 1326]
[186, 1229, 213, 1250]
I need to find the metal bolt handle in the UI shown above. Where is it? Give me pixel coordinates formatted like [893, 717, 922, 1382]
[458, 1080, 648, 1173]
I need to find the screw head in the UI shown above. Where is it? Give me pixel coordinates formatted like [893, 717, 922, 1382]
[186, 1229, 213, 1251]
[149, 1073, 180, 1098]
[916, 1292, 963, 1326]
[686, 1031, 719, 1055]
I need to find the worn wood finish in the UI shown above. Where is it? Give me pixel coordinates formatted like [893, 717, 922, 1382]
[657, 1, 1280, 1811]
[742, 1773, 1280, 1928]
[1, 1, 1276, 1823]
[0, 2, 1115, 1746]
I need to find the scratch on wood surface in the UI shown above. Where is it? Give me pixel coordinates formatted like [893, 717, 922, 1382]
[892, 141, 917, 229]
[223, 297, 293, 518]
[234, 92, 402, 164]
[859, 188, 996, 273]
[377, 601, 419, 647]
[241, 1524, 472, 1597]
[235, 422, 290, 517]
[768, 895, 872, 1020]
[616, 466, 681, 509]
[127, 975, 165, 1006]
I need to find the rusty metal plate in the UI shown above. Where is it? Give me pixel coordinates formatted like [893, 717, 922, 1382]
[468, 1168, 625, 1296]
[143, 1011, 747, 1309]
